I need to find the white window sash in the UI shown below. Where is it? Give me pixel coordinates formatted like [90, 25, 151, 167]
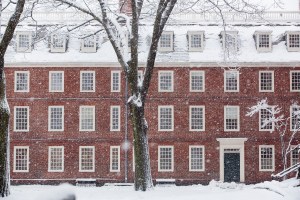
[14, 71, 30, 92]
[110, 146, 121, 172]
[158, 106, 174, 131]
[259, 145, 275, 171]
[48, 146, 64, 172]
[79, 146, 95, 172]
[49, 71, 64, 92]
[13, 146, 29, 172]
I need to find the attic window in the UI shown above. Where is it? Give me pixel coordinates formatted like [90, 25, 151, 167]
[188, 31, 204, 52]
[286, 32, 300, 52]
[158, 31, 173, 52]
[16, 32, 32, 52]
[81, 35, 96, 53]
[221, 31, 238, 52]
[255, 31, 272, 52]
[51, 34, 66, 53]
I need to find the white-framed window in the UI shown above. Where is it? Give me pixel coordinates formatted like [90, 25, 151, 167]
[259, 107, 274, 131]
[48, 106, 64, 131]
[291, 146, 299, 166]
[14, 106, 29, 132]
[80, 71, 95, 92]
[79, 146, 95, 172]
[14, 71, 29, 92]
[79, 106, 95, 131]
[81, 35, 96, 53]
[259, 71, 274, 92]
[290, 105, 300, 131]
[158, 31, 173, 52]
[51, 34, 66, 53]
[110, 106, 120, 131]
[13, 146, 29, 172]
[111, 71, 121, 92]
[158, 106, 174, 131]
[48, 146, 64, 172]
[255, 31, 272, 52]
[221, 31, 238, 53]
[190, 71, 205, 92]
[286, 31, 300, 52]
[224, 106, 240, 131]
[224, 71, 239, 92]
[188, 31, 204, 52]
[290, 71, 300, 92]
[189, 146, 205, 171]
[16, 32, 32, 52]
[158, 71, 173, 92]
[49, 71, 64, 92]
[110, 146, 120, 172]
[158, 146, 174, 172]
[189, 106, 205, 131]
[259, 145, 275, 171]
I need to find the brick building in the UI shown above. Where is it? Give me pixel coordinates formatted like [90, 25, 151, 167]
[3, 1, 300, 185]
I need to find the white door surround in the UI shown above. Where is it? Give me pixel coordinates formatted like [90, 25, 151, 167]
[217, 138, 248, 182]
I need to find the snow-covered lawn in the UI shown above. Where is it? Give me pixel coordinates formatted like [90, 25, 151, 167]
[4, 179, 300, 200]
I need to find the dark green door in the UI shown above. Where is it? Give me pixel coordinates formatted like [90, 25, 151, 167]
[224, 153, 240, 182]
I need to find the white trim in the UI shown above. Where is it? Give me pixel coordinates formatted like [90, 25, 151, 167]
[286, 31, 300, 52]
[290, 70, 300, 92]
[158, 31, 174, 52]
[79, 146, 95, 172]
[158, 70, 174, 92]
[110, 146, 121, 172]
[158, 105, 174, 131]
[13, 106, 29, 132]
[110, 106, 121, 131]
[217, 138, 247, 182]
[158, 146, 174, 172]
[48, 146, 64, 172]
[14, 71, 30, 92]
[111, 71, 121, 92]
[16, 31, 32, 52]
[48, 106, 64, 131]
[51, 34, 67, 53]
[13, 146, 29, 172]
[49, 71, 64, 92]
[224, 70, 239, 92]
[80, 35, 97, 53]
[189, 106, 205, 131]
[259, 145, 275, 172]
[224, 106, 240, 131]
[255, 31, 272, 53]
[259, 71, 274, 92]
[188, 31, 204, 52]
[189, 70, 205, 92]
[259, 106, 275, 132]
[189, 145, 205, 172]
[79, 106, 95, 131]
[80, 71, 95, 92]
[290, 105, 300, 131]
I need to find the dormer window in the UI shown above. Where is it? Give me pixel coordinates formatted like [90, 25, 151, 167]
[158, 31, 173, 52]
[51, 34, 66, 53]
[81, 35, 96, 53]
[254, 31, 272, 52]
[188, 31, 204, 52]
[16, 32, 32, 52]
[221, 31, 238, 52]
[286, 31, 300, 52]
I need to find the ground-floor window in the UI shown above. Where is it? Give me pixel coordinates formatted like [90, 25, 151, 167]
[79, 146, 95, 172]
[189, 146, 205, 171]
[110, 146, 120, 172]
[158, 146, 174, 172]
[48, 146, 64, 172]
[259, 145, 275, 171]
[14, 146, 29, 172]
[291, 146, 299, 166]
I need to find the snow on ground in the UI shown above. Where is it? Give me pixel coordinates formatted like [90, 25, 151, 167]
[3, 179, 300, 200]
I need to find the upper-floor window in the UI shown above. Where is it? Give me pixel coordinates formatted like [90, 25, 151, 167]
[189, 106, 205, 131]
[158, 106, 174, 131]
[48, 146, 64, 172]
[259, 145, 275, 171]
[81, 35, 96, 53]
[224, 71, 239, 92]
[14, 106, 29, 132]
[158, 31, 173, 52]
[110, 106, 120, 131]
[48, 106, 64, 131]
[259, 107, 274, 131]
[259, 71, 274, 92]
[290, 105, 300, 131]
[80, 71, 95, 92]
[111, 71, 121, 92]
[158, 146, 174, 172]
[221, 31, 238, 53]
[16, 32, 32, 52]
[290, 71, 300, 92]
[79, 106, 95, 131]
[291, 146, 299, 166]
[188, 31, 204, 52]
[189, 146, 205, 171]
[79, 146, 95, 172]
[13, 146, 29, 172]
[158, 71, 173, 92]
[51, 34, 67, 53]
[110, 146, 120, 172]
[49, 71, 64, 92]
[255, 31, 272, 52]
[224, 106, 240, 131]
[15, 71, 29, 92]
[190, 71, 204, 92]
[286, 31, 300, 52]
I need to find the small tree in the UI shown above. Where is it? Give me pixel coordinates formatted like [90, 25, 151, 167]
[246, 99, 300, 178]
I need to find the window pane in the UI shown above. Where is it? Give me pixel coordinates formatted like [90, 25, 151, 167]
[291, 72, 300, 91]
[190, 71, 204, 91]
[159, 147, 173, 171]
[112, 72, 120, 91]
[111, 106, 120, 131]
[80, 147, 94, 171]
[16, 72, 29, 91]
[190, 147, 204, 171]
[49, 147, 63, 171]
[110, 147, 120, 171]
[260, 108, 273, 130]
[225, 107, 239, 130]
[15, 107, 28, 131]
[50, 72, 63, 91]
[260, 72, 273, 91]
[258, 34, 270, 48]
[159, 72, 173, 91]
[159, 107, 173, 130]
[80, 107, 94, 130]
[260, 147, 273, 170]
[49, 107, 63, 130]
[190, 107, 204, 130]
[81, 72, 95, 91]
[225, 71, 238, 91]
[15, 147, 28, 171]
[289, 34, 300, 48]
